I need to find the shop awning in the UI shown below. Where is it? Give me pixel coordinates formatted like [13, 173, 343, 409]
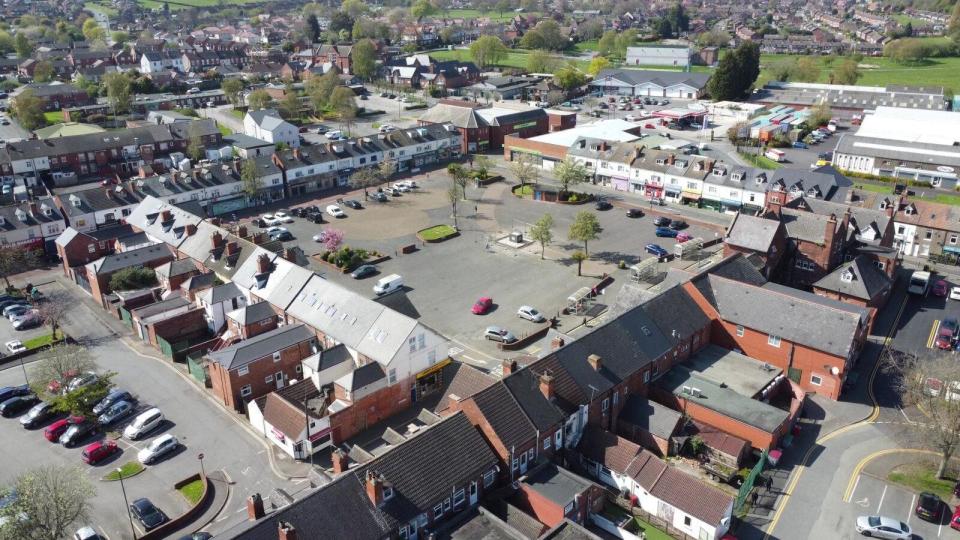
[943, 246, 960, 254]
[681, 193, 701, 200]
[417, 357, 452, 379]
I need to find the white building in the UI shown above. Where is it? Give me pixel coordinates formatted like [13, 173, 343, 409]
[589, 69, 710, 99]
[625, 45, 691, 68]
[243, 109, 300, 149]
[197, 281, 246, 333]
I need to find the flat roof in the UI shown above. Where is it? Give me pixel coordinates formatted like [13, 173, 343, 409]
[685, 345, 781, 398]
[522, 464, 593, 506]
[527, 120, 640, 147]
[653, 108, 708, 119]
[855, 106, 960, 146]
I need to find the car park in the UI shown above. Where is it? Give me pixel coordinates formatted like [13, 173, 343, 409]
[270, 230, 294, 242]
[124, 407, 164, 440]
[59, 419, 97, 447]
[595, 198, 612, 211]
[676, 232, 693, 243]
[652, 216, 671, 227]
[655, 227, 678, 238]
[12, 311, 40, 330]
[645, 244, 669, 259]
[471, 297, 493, 315]
[484, 326, 517, 344]
[93, 389, 134, 416]
[66, 372, 98, 393]
[98, 400, 135, 426]
[350, 265, 377, 279]
[854, 515, 911, 539]
[933, 280, 949, 297]
[138, 433, 180, 464]
[81, 440, 119, 465]
[2, 303, 30, 318]
[0, 394, 38, 417]
[19, 401, 56, 428]
[326, 205, 345, 218]
[0, 384, 29, 403]
[129, 498, 167, 531]
[517, 305, 546, 323]
[626, 208, 644, 218]
[915, 492, 942, 521]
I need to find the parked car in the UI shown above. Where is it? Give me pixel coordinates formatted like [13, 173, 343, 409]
[933, 280, 949, 297]
[0, 394, 38, 417]
[484, 326, 517, 344]
[350, 265, 377, 279]
[66, 372, 98, 393]
[793, 141, 808, 149]
[20, 401, 55, 428]
[655, 227, 678, 238]
[624, 114, 640, 122]
[73, 526, 100, 540]
[273, 211, 294, 223]
[12, 311, 40, 330]
[471, 297, 493, 315]
[59, 419, 97, 447]
[916, 492, 942, 521]
[855, 515, 911, 539]
[326, 205, 345, 218]
[98, 400, 135, 426]
[81, 440, 119, 465]
[373, 192, 389, 203]
[124, 408, 164, 440]
[44, 416, 78, 441]
[260, 214, 280, 226]
[343, 200, 362, 209]
[626, 208, 644, 218]
[129, 498, 167, 531]
[138, 434, 180, 464]
[645, 244, 669, 259]
[2, 303, 30, 318]
[676, 232, 693, 243]
[652, 216, 671, 227]
[936, 317, 959, 349]
[950, 505, 960, 531]
[595, 198, 612, 211]
[270, 230, 293, 242]
[0, 385, 29, 404]
[517, 305, 546, 323]
[951, 286, 960, 301]
[669, 220, 688, 230]
[93, 389, 134, 416]
[4, 340, 25, 354]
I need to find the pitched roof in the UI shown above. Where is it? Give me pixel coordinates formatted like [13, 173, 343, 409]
[227, 301, 276, 326]
[337, 362, 386, 392]
[617, 395, 682, 441]
[591, 69, 710, 89]
[88, 243, 172, 275]
[813, 254, 893, 301]
[779, 207, 832, 244]
[726, 213, 781, 252]
[199, 281, 243, 305]
[521, 464, 595, 507]
[206, 323, 316, 371]
[435, 362, 495, 413]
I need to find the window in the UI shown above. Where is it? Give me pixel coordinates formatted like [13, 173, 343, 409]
[417, 514, 428, 527]
[408, 336, 416, 353]
[951, 236, 957, 245]
[484, 469, 495, 487]
[418, 333, 426, 350]
[434, 503, 443, 518]
[399, 526, 408, 539]
[811, 375, 823, 386]
[382, 486, 394, 500]
[543, 437, 551, 450]
[683, 516, 692, 526]
[768, 334, 781, 348]
[736, 325, 744, 337]
[643, 370, 650, 383]
[273, 351, 281, 362]
[238, 366, 249, 376]
[87, 244, 96, 253]
[512, 457, 519, 470]
[555, 430, 562, 447]
[453, 488, 465, 508]
[602, 398, 609, 412]
[295, 364, 302, 373]
[613, 391, 619, 406]
[925, 231, 933, 240]
[264, 374, 273, 384]
[240, 385, 252, 397]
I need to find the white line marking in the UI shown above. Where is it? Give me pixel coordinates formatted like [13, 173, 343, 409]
[899, 407, 912, 424]
[906, 494, 915, 528]
[850, 474, 862, 502]
[939, 518, 943, 537]
[877, 484, 887, 514]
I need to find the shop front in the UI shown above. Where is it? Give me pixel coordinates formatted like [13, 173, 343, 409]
[720, 198, 742, 214]
[210, 196, 248, 216]
[680, 190, 701, 207]
[414, 357, 452, 401]
[700, 197, 722, 212]
[664, 187, 681, 202]
[644, 184, 664, 199]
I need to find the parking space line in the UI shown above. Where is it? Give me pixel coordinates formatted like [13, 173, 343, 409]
[928, 320, 941, 349]
[877, 484, 887, 514]
[906, 494, 914, 528]
[850, 474, 862, 502]
[939, 519, 943, 537]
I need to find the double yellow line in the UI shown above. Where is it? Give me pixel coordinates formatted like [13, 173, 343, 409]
[842, 448, 938, 502]
[927, 319, 941, 349]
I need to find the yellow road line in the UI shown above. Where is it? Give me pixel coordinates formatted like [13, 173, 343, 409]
[842, 448, 938, 502]
[762, 291, 909, 539]
[927, 319, 941, 349]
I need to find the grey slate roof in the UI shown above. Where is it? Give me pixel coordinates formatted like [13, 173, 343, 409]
[590, 69, 710, 89]
[779, 207, 832, 244]
[338, 362, 386, 392]
[813, 255, 893, 301]
[227, 301, 276, 326]
[726, 213, 781, 252]
[639, 284, 711, 347]
[618, 394, 682, 440]
[206, 323, 316, 371]
[200, 281, 243, 305]
[88, 243, 172, 275]
[521, 464, 594, 507]
[302, 342, 352, 373]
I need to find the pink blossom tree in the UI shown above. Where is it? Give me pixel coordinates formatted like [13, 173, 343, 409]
[322, 229, 344, 252]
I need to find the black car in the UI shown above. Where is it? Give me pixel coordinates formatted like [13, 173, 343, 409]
[343, 200, 362, 210]
[373, 192, 389, 203]
[595, 199, 612, 211]
[130, 498, 167, 531]
[915, 491, 942, 521]
[290, 208, 304, 218]
[0, 385, 30, 404]
[652, 216, 671, 227]
[669, 220, 688, 230]
[350, 265, 377, 279]
[0, 394, 38, 417]
[59, 421, 97, 447]
[93, 389, 134, 416]
[178, 534, 213, 540]
[255, 218, 267, 228]
[19, 401, 56, 428]
[626, 208, 644, 218]
[0, 299, 26, 311]
[270, 231, 294, 242]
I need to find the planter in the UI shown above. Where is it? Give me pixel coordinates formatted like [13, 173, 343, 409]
[312, 253, 391, 274]
[417, 225, 459, 243]
[511, 185, 594, 204]
[139, 473, 212, 540]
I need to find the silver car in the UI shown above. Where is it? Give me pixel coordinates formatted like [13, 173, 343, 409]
[855, 515, 911, 539]
[484, 326, 517, 344]
[517, 305, 546, 323]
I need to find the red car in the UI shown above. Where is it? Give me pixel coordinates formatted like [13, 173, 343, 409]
[951, 505, 960, 531]
[82, 440, 119, 465]
[644, 123, 656, 129]
[936, 317, 959, 350]
[44, 415, 83, 442]
[676, 232, 693, 243]
[933, 280, 949, 297]
[471, 297, 493, 315]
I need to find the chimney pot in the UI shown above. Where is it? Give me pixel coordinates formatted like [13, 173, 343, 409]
[257, 253, 271, 274]
[278, 521, 298, 540]
[365, 470, 384, 507]
[226, 241, 239, 255]
[246, 493, 265, 521]
[332, 449, 350, 474]
[186, 223, 197, 236]
[587, 354, 602, 372]
[211, 231, 224, 249]
[238, 225, 248, 238]
[501, 359, 518, 376]
[283, 247, 297, 263]
[160, 209, 172, 222]
[539, 374, 554, 400]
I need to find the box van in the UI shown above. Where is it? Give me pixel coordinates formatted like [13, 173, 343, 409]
[764, 149, 785, 162]
[123, 408, 164, 440]
[373, 274, 403, 296]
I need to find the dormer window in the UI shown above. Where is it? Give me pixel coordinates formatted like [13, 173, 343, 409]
[655, 158, 665, 165]
[15, 209, 26, 222]
[840, 269, 855, 283]
[755, 173, 767, 185]
[905, 205, 915, 215]
[731, 172, 743, 182]
[382, 485, 394, 500]
[70, 195, 82, 208]
[879, 199, 889, 210]
[712, 167, 726, 177]
[146, 212, 159, 224]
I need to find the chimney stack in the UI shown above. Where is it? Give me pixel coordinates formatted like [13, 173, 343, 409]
[278, 521, 297, 540]
[226, 241, 239, 255]
[283, 247, 297, 263]
[185, 223, 197, 236]
[246, 493, 265, 521]
[332, 449, 350, 474]
[668, 154, 675, 165]
[587, 354, 602, 372]
[238, 224, 248, 238]
[365, 471, 384, 507]
[211, 231, 224, 250]
[28, 202, 38, 216]
[550, 336, 565, 350]
[210, 217, 222, 226]
[539, 374, 554, 400]
[257, 253, 271, 274]
[160, 210, 172, 222]
[501, 359, 518, 376]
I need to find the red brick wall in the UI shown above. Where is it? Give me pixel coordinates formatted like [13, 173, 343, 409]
[490, 117, 549, 150]
[209, 339, 315, 412]
[56, 235, 112, 276]
[328, 379, 412, 444]
[148, 309, 208, 347]
[503, 135, 567, 162]
[651, 388, 779, 451]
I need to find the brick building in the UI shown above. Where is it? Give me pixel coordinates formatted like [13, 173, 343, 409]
[9, 82, 95, 112]
[512, 464, 604, 529]
[54, 224, 137, 280]
[723, 213, 788, 280]
[84, 243, 175, 305]
[418, 100, 549, 154]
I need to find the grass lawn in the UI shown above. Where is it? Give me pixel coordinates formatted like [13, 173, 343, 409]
[888, 461, 955, 500]
[633, 517, 673, 540]
[418, 224, 458, 241]
[574, 40, 599, 53]
[84, 1, 117, 15]
[23, 334, 55, 350]
[216, 122, 232, 136]
[103, 461, 145, 481]
[758, 52, 960, 90]
[43, 111, 64, 124]
[851, 182, 895, 195]
[229, 109, 245, 120]
[516, 184, 535, 196]
[446, 8, 540, 21]
[739, 152, 782, 170]
[431, 48, 588, 72]
[178, 478, 205, 505]
[932, 193, 960, 206]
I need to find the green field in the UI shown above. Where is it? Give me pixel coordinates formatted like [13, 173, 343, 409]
[84, 1, 117, 15]
[431, 48, 588, 71]
[445, 8, 540, 21]
[759, 51, 960, 90]
[137, 0, 262, 10]
[178, 478, 205, 505]
[574, 40, 599, 53]
[43, 111, 64, 124]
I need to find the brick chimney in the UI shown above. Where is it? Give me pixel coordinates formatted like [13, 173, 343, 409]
[185, 223, 197, 236]
[210, 217, 222, 226]
[257, 253, 271, 274]
[226, 241, 239, 255]
[668, 154, 675, 165]
[28, 202, 38, 216]
[278, 521, 297, 540]
[238, 224, 248, 238]
[365, 471, 384, 507]
[587, 354, 602, 372]
[332, 449, 350, 474]
[246, 493, 264, 521]
[160, 210, 172, 222]
[501, 359, 518, 376]
[539, 374, 554, 400]
[211, 231, 224, 250]
[283, 247, 297, 263]
[551, 336, 565, 350]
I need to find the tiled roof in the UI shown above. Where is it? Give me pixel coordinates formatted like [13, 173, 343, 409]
[206, 323, 316, 371]
[617, 395, 682, 441]
[470, 381, 537, 450]
[813, 254, 892, 301]
[88, 243, 172, 275]
[435, 362, 495, 413]
[726, 213, 781, 253]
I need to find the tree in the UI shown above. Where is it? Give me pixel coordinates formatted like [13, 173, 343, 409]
[447, 163, 469, 200]
[349, 167, 379, 197]
[529, 213, 554, 259]
[950, 0, 960, 44]
[553, 65, 586, 91]
[329, 12, 355, 35]
[656, 18, 674, 39]
[613, 31, 635, 59]
[279, 88, 301, 120]
[587, 56, 610, 76]
[47, 372, 114, 419]
[830, 58, 860, 85]
[447, 183, 463, 229]
[883, 349, 960, 478]
[186, 122, 205, 162]
[668, 2, 689, 33]
[470, 35, 508, 69]
[697, 28, 731, 48]
[108, 266, 157, 291]
[32, 61, 55, 84]
[473, 155, 492, 182]
[791, 57, 821, 82]
[554, 158, 588, 196]
[240, 158, 262, 199]
[0, 31, 14, 56]
[28, 344, 96, 401]
[247, 89, 272, 110]
[329, 86, 357, 133]
[568, 210, 601, 256]
[102, 72, 131, 115]
[11, 89, 46, 130]
[525, 20, 566, 51]
[707, 41, 760, 100]
[378, 157, 396, 182]
[411, 0, 435, 20]
[306, 70, 340, 112]
[110, 30, 129, 47]
[808, 102, 832, 129]
[351, 39, 377, 81]
[341, 0, 369, 19]
[885, 38, 929, 64]
[321, 229, 344, 252]
[510, 154, 539, 188]
[597, 30, 617, 57]
[306, 14, 322, 42]
[0, 465, 95, 540]
[0, 245, 40, 289]
[571, 250, 587, 276]
[14, 33, 30, 59]
[222, 78, 244, 107]
[81, 18, 104, 44]
[527, 49, 558, 74]
[37, 291, 69, 340]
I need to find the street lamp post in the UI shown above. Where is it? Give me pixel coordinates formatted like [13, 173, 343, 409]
[117, 468, 137, 540]
[197, 452, 205, 478]
[17, 355, 29, 386]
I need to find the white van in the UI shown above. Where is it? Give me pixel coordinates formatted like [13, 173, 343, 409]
[373, 274, 403, 296]
[123, 407, 164, 440]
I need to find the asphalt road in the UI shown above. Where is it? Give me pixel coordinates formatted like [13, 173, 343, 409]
[0, 111, 30, 142]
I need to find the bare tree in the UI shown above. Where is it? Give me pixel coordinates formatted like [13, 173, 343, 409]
[447, 163, 469, 201]
[0, 246, 40, 290]
[36, 291, 69, 340]
[349, 168, 379, 199]
[884, 349, 960, 478]
[510, 154, 539, 189]
[28, 344, 96, 398]
[448, 183, 463, 230]
[0, 465, 95, 540]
